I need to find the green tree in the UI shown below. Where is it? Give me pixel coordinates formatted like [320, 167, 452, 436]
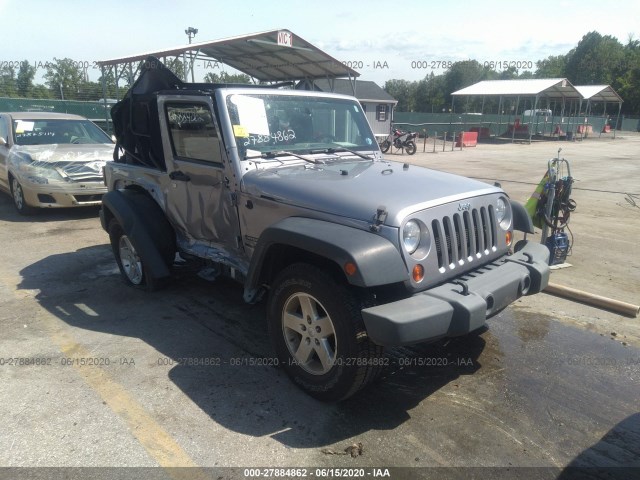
[383, 79, 417, 111]
[443, 60, 493, 108]
[94, 69, 120, 99]
[164, 58, 186, 80]
[535, 55, 567, 78]
[17, 60, 36, 97]
[498, 66, 520, 80]
[203, 71, 252, 83]
[564, 31, 625, 84]
[615, 38, 640, 115]
[414, 72, 446, 112]
[0, 65, 17, 97]
[43, 57, 87, 99]
[30, 84, 53, 99]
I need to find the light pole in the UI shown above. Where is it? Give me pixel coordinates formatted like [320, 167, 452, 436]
[185, 27, 198, 82]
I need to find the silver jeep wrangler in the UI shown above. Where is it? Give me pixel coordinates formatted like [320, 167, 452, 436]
[100, 58, 550, 401]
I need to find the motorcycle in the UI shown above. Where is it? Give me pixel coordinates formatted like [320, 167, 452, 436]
[380, 128, 418, 155]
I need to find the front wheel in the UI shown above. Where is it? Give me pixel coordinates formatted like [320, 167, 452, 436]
[380, 140, 391, 153]
[10, 177, 36, 215]
[404, 141, 417, 155]
[267, 263, 384, 401]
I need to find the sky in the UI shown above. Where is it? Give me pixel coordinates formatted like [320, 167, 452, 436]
[1, 0, 639, 86]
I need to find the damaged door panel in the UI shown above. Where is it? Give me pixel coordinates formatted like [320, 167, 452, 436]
[160, 98, 241, 249]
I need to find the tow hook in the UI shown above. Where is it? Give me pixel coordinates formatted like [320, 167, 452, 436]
[452, 280, 470, 296]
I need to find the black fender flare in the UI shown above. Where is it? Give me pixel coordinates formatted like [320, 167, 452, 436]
[510, 199, 534, 234]
[100, 189, 175, 280]
[245, 217, 408, 294]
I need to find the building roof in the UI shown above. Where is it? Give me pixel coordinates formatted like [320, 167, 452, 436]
[97, 29, 359, 83]
[297, 79, 397, 103]
[575, 85, 623, 103]
[452, 78, 582, 99]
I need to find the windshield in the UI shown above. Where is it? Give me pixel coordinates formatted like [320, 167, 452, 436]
[12, 119, 112, 146]
[225, 93, 377, 158]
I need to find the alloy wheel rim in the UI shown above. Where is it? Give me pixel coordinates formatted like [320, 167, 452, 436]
[118, 235, 143, 285]
[282, 292, 337, 375]
[12, 180, 23, 210]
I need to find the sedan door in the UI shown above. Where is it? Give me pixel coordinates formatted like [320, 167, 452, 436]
[0, 114, 12, 191]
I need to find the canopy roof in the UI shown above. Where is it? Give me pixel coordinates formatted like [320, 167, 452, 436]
[452, 78, 582, 99]
[575, 85, 623, 103]
[97, 29, 359, 82]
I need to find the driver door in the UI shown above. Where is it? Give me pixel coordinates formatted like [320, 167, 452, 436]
[160, 97, 241, 252]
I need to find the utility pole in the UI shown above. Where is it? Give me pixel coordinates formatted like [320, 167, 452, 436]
[185, 27, 198, 82]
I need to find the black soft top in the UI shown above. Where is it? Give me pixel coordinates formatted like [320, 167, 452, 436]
[111, 56, 272, 169]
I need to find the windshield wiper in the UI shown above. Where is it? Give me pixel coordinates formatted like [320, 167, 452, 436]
[245, 150, 323, 164]
[308, 147, 374, 161]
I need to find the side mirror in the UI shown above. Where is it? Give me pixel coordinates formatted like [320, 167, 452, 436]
[0, 136, 7, 147]
[111, 135, 117, 144]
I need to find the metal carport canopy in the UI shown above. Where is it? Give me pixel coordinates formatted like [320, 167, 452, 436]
[451, 78, 581, 99]
[575, 85, 623, 139]
[575, 85, 623, 103]
[96, 29, 360, 83]
[451, 78, 582, 143]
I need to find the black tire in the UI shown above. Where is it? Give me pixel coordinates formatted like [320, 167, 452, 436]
[405, 141, 417, 155]
[10, 176, 36, 216]
[108, 218, 167, 291]
[380, 140, 391, 153]
[267, 263, 384, 401]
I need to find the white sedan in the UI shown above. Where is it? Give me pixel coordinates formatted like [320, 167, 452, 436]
[0, 112, 114, 215]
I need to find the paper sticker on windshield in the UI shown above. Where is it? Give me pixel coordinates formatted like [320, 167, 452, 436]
[229, 95, 269, 135]
[15, 121, 34, 134]
[233, 125, 249, 137]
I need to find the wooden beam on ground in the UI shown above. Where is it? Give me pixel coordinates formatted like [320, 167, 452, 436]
[544, 282, 639, 318]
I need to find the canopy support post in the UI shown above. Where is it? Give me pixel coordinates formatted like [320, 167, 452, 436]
[529, 94, 539, 144]
[511, 95, 520, 143]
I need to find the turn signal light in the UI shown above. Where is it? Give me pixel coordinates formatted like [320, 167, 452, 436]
[506, 231, 513, 246]
[344, 262, 357, 276]
[412, 264, 424, 283]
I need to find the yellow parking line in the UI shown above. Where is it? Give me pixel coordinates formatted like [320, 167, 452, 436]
[0, 270, 207, 478]
[52, 326, 199, 468]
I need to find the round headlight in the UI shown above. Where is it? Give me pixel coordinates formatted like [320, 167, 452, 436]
[496, 197, 512, 230]
[403, 220, 421, 254]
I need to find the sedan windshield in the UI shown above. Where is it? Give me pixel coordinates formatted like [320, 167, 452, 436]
[12, 119, 112, 146]
[225, 93, 377, 159]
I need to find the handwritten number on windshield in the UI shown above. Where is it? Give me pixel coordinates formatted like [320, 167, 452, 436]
[243, 129, 296, 146]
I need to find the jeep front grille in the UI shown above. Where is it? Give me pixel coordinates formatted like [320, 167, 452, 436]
[432, 206, 497, 271]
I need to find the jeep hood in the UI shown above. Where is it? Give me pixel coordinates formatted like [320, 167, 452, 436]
[241, 159, 502, 226]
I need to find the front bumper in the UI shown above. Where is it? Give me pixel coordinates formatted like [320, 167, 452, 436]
[361, 241, 550, 346]
[21, 180, 106, 208]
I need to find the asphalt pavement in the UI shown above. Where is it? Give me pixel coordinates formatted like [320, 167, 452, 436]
[0, 134, 638, 480]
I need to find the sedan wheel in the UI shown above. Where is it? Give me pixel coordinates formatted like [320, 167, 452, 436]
[11, 177, 35, 215]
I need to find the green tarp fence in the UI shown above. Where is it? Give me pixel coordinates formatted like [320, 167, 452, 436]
[394, 112, 638, 137]
[0, 97, 112, 131]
